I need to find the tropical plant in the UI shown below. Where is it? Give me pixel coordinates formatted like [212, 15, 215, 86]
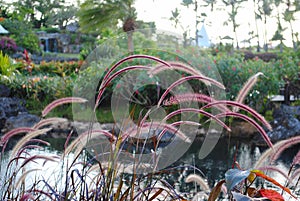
[257, 0, 274, 52]
[222, 0, 247, 49]
[202, 134, 300, 200]
[9, 0, 64, 28]
[252, 0, 261, 52]
[46, 5, 79, 30]
[78, 0, 137, 52]
[283, 0, 300, 51]
[0, 51, 16, 76]
[0, 51, 279, 200]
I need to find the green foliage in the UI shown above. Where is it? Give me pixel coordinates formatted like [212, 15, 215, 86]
[37, 60, 82, 76]
[213, 51, 300, 112]
[40, 27, 60, 33]
[1, 18, 40, 53]
[0, 51, 16, 76]
[264, 109, 273, 121]
[78, 0, 135, 34]
[16, 32, 40, 54]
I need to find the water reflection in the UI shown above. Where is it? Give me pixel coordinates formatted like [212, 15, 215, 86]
[1, 136, 299, 198]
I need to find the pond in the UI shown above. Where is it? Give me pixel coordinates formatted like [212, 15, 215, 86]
[1, 135, 299, 199]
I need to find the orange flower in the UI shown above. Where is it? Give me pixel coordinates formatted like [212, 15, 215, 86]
[0, 17, 5, 22]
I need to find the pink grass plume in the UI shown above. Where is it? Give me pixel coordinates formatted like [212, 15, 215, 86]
[42, 97, 87, 117]
[157, 75, 225, 107]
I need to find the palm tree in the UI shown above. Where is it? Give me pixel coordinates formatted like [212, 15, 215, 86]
[257, 0, 274, 52]
[253, 0, 261, 52]
[283, 0, 300, 51]
[222, 0, 247, 49]
[181, 0, 212, 46]
[78, 0, 137, 52]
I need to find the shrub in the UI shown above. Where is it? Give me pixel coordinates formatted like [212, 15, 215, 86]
[15, 32, 41, 54]
[0, 36, 17, 55]
[38, 60, 83, 76]
[1, 19, 40, 54]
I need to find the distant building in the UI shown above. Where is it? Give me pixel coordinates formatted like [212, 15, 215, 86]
[196, 24, 210, 47]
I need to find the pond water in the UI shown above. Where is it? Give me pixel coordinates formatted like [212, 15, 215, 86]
[1, 135, 299, 199]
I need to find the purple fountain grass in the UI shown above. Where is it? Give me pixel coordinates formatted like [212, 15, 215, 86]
[162, 108, 231, 132]
[157, 75, 225, 107]
[170, 120, 201, 127]
[291, 168, 300, 184]
[64, 130, 74, 150]
[163, 93, 231, 112]
[134, 186, 173, 200]
[156, 121, 201, 144]
[0, 127, 36, 147]
[20, 193, 35, 201]
[63, 129, 116, 157]
[254, 139, 289, 168]
[16, 144, 47, 158]
[148, 61, 215, 88]
[18, 155, 59, 169]
[95, 54, 173, 109]
[15, 169, 42, 188]
[148, 61, 204, 78]
[42, 97, 87, 117]
[10, 128, 52, 160]
[216, 112, 273, 148]
[270, 135, 300, 163]
[29, 189, 56, 200]
[185, 174, 210, 192]
[101, 54, 172, 84]
[121, 121, 191, 143]
[133, 179, 184, 200]
[95, 65, 151, 110]
[1, 128, 38, 154]
[32, 117, 68, 129]
[234, 72, 264, 112]
[201, 100, 272, 131]
[292, 150, 300, 166]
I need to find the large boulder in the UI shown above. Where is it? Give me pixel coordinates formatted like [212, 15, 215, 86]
[0, 97, 27, 132]
[2, 113, 40, 133]
[266, 104, 300, 142]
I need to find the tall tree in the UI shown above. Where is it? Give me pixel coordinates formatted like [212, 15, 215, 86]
[181, 0, 212, 46]
[222, 0, 247, 49]
[47, 6, 79, 30]
[271, 12, 286, 53]
[253, 0, 261, 52]
[272, 0, 286, 52]
[77, 0, 137, 52]
[169, 8, 191, 48]
[11, 0, 64, 28]
[257, 0, 274, 52]
[283, 0, 300, 51]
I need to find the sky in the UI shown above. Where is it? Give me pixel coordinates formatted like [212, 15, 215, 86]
[133, 0, 300, 47]
[7, 0, 300, 47]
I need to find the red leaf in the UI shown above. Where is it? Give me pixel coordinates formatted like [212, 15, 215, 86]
[254, 171, 297, 199]
[258, 189, 284, 201]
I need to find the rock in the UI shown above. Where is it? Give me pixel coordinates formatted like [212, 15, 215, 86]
[0, 84, 11, 97]
[266, 104, 300, 142]
[0, 97, 27, 131]
[2, 113, 40, 132]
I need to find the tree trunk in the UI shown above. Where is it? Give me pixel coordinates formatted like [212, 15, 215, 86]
[127, 31, 134, 53]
